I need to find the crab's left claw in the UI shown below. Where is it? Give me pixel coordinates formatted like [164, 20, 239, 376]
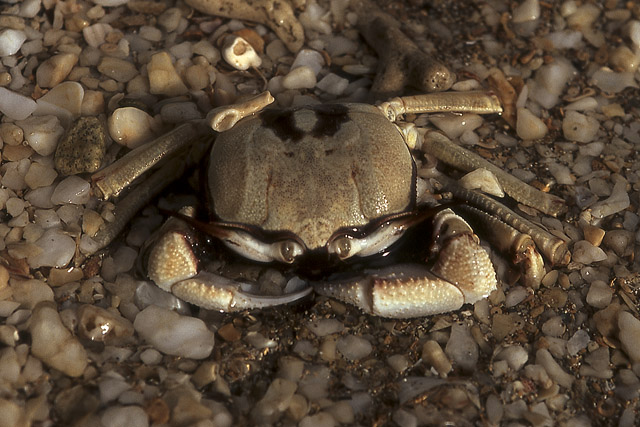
[314, 210, 498, 318]
[146, 213, 312, 312]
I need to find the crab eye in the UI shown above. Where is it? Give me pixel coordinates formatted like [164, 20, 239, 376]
[274, 240, 304, 263]
[328, 236, 361, 260]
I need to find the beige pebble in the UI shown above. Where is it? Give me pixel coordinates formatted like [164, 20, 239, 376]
[222, 35, 262, 70]
[77, 304, 134, 344]
[252, 378, 297, 424]
[37, 81, 84, 117]
[29, 302, 88, 377]
[81, 90, 105, 115]
[184, 64, 210, 90]
[10, 278, 54, 309]
[191, 361, 219, 389]
[422, 340, 452, 377]
[0, 265, 9, 290]
[582, 224, 605, 246]
[36, 53, 78, 88]
[0, 123, 23, 146]
[148, 51, 189, 96]
[82, 209, 104, 237]
[97, 56, 139, 82]
[48, 266, 83, 287]
[108, 107, 157, 149]
[609, 45, 639, 73]
[24, 162, 58, 189]
[516, 107, 548, 140]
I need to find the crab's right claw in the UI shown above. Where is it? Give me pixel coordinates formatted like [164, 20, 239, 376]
[147, 221, 311, 312]
[314, 210, 498, 318]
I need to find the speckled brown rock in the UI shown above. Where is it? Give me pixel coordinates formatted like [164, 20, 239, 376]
[54, 116, 107, 175]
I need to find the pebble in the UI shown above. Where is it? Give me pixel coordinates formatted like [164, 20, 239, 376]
[108, 107, 157, 149]
[591, 68, 637, 93]
[602, 229, 633, 257]
[459, 168, 505, 197]
[582, 224, 605, 246]
[529, 59, 575, 108]
[147, 51, 189, 96]
[307, 318, 344, 337]
[51, 176, 91, 205]
[512, 0, 540, 23]
[496, 345, 529, 371]
[28, 228, 76, 268]
[316, 73, 349, 96]
[571, 240, 607, 264]
[562, 111, 599, 143]
[251, 378, 297, 423]
[222, 35, 262, 70]
[37, 82, 84, 117]
[77, 305, 134, 344]
[133, 305, 214, 359]
[618, 311, 640, 363]
[0, 88, 37, 120]
[282, 66, 317, 90]
[15, 115, 64, 156]
[586, 280, 613, 308]
[536, 348, 573, 388]
[101, 405, 149, 427]
[291, 49, 325, 75]
[55, 116, 107, 175]
[0, 28, 26, 56]
[504, 286, 529, 308]
[422, 340, 452, 377]
[83, 23, 112, 48]
[516, 107, 547, 140]
[430, 113, 483, 139]
[29, 302, 88, 377]
[36, 53, 78, 88]
[566, 329, 590, 356]
[445, 323, 478, 371]
[10, 278, 54, 309]
[590, 177, 630, 220]
[97, 56, 139, 83]
[336, 335, 373, 361]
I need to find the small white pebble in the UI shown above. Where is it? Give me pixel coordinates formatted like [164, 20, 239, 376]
[585, 281, 612, 311]
[618, 311, 640, 363]
[282, 66, 317, 90]
[133, 305, 215, 359]
[101, 405, 149, 427]
[562, 110, 599, 143]
[51, 176, 91, 205]
[0, 29, 27, 57]
[516, 107, 548, 140]
[15, 115, 64, 156]
[108, 107, 157, 149]
[29, 229, 76, 268]
[316, 73, 349, 96]
[291, 49, 325, 75]
[336, 335, 373, 360]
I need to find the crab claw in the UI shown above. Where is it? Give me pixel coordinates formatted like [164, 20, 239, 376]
[147, 217, 311, 312]
[313, 210, 497, 318]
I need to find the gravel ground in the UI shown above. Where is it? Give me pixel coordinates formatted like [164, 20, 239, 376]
[0, 0, 639, 426]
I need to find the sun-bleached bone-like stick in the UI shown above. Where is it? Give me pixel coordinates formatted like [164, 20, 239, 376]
[352, 0, 455, 99]
[185, 0, 304, 53]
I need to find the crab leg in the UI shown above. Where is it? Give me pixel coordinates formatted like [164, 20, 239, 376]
[92, 123, 200, 200]
[90, 158, 187, 253]
[314, 210, 498, 318]
[377, 91, 503, 122]
[423, 130, 567, 217]
[438, 174, 570, 267]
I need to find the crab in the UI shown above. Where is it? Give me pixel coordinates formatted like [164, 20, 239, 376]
[90, 89, 570, 318]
